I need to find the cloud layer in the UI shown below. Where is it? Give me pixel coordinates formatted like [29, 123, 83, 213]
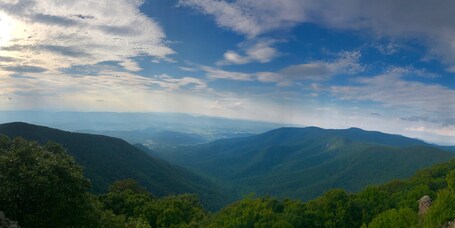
[202, 51, 364, 86]
[0, 0, 173, 74]
[180, 0, 455, 69]
[217, 40, 279, 65]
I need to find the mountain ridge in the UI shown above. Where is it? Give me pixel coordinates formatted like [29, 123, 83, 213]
[0, 122, 228, 210]
[155, 126, 454, 201]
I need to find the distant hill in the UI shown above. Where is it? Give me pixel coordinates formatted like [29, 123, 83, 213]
[440, 145, 455, 153]
[78, 128, 208, 149]
[157, 127, 455, 201]
[0, 111, 282, 141]
[0, 122, 228, 210]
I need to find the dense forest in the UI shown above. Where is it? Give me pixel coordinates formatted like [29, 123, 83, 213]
[1, 135, 455, 227]
[157, 127, 454, 201]
[0, 122, 229, 210]
[2, 122, 454, 214]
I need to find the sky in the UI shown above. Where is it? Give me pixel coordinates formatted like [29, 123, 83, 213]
[0, 0, 454, 144]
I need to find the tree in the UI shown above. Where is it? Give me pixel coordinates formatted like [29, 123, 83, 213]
[0, 137, 95, 227]
[101, 179, 154, 217]
[304, 189, 360, 228]
[101, 180, 207, 227]
[367, 208, 418, 228]
[424, 189, 455, 227]
[144, 194, 207, 227]
[210, 197, 278, 227]
[446, 169, 455, 190]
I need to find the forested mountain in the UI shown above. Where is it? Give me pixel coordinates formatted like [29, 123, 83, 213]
[156, 127, 455, 200]
[208, 157, 455, 227]
[1, 122, 453, 213]
[2, 135, 454, 227]
[0, 122, 228, 210]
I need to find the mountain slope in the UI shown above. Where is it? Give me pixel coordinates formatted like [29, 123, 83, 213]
[79, 128, 208, 149]
[0, 122, 228, 210]
[157, 127, 454, 200]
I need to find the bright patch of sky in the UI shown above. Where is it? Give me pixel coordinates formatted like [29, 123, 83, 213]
[0, 0, 454, 144]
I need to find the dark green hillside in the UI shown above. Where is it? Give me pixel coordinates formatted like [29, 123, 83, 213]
[2, 130, 454, 227]
[0, 122, 227, 210]
[440, 145, 455, 153]
[0, 137, 212, 227]
[208, 157, 455, 227]
[157, 127, 454, 201]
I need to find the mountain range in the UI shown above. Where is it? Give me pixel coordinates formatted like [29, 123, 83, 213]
[1, 122, 454, 208]
[155, 127, 455, 200]
[0, 122, 228, 210]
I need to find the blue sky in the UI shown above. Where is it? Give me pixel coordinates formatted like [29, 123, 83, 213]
[0, 0, 454, 144]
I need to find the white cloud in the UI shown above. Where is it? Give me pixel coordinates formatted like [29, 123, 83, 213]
[178, 0, 306, 38]
[0, 0, 174, 74]
[220, 51, 249, 65]
[209, 99, 247, 111]
[201, 65, 254, 81]
[384, 66, 440, 79]
[156, 74, 208, 91]
[179, 66, 198, 72]
[331, 72, 455, 124]
[180, 0, 455, 70]
[405, 126, 455, 138]
[269, 62, 333, 82]
[217, 40, 279, 65]
[206, 50, 364, 86]
[373, 42, 400, 55]
[119, 60, 142, 72]
[0, 68, 209, 107]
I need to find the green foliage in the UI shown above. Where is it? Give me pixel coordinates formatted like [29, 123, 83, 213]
[125, 216, 152, 228]
[109, 179, 151, 194]
[101, 180, 207, 228]
[3, 126, 455, 227]
[102, 179, 155, 216]
[304, 189, 361, 228]
[97, 209, 127, 228]
[153, 194, 206, 227]
[160, 126, 454, 203]
[0, 136, 95, 227]
[423, 189, 455, 227]
[367, 208, 418, 228]
[354, 186, 393, 222]
[207, 158, 455, 228]
[0, 122, 228, 210]
[210, 196, 295, 228]
[447, 169, 455, 190]
[0, 136, 208, 228]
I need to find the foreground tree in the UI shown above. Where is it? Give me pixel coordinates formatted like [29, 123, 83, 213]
[423, 170, 455, 227]
[366, 208, 418, 228]
[101, 179, 207, 227]
[0, 136, 95, 227]
[210, 196, 292, 227]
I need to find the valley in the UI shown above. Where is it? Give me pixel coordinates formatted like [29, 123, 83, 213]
[1, 122, 455, 227]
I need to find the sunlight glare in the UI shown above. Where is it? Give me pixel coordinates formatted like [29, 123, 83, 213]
[0, 12, 14, 47]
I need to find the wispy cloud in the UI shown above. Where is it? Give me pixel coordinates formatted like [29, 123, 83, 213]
[405, 126, 455, 138]
[180, 0, 455, 70]
[258, 51, 364, 86]
[202, 50, 364, 86]
[119, 59, 143, 72]
[178, 0, 306, 38]
[217, 40, 280, 65]
[331, 72, 455, 128]
[0, 0, 174, 74]
[201, 66, 254, 81]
